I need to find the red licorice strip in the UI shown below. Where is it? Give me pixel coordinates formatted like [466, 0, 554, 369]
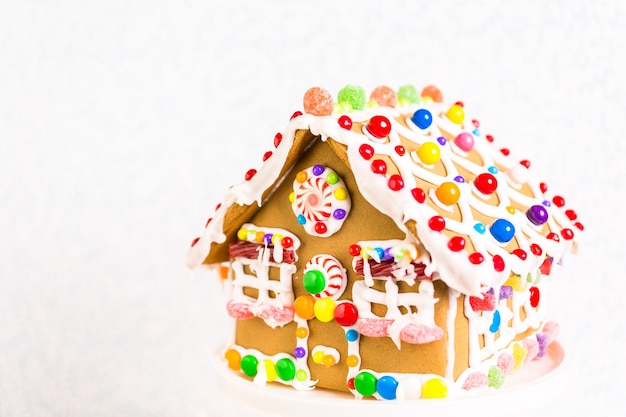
[228, 240, 296, 264]
[354, 259, 429, 280]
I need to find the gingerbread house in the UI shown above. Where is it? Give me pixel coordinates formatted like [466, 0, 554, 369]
[185, 84, 582, 400]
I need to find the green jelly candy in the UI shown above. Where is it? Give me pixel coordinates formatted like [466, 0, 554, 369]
[240, 355, 259, 377]
[487, 365, 505, 388]
[354, 371, 378, 396]
[276, 358, 296, 381]
[397, 84, 420, 104]
[303, 270, 326, 295]
[338, 85, 366, 111]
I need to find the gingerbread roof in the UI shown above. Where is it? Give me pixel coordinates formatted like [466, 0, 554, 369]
[186, 84, 582, 296]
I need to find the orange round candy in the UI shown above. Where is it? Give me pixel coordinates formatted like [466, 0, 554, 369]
[294, 295, 315, 319]
[370, 85, 397, 107]
[421, 85, 443, 102]
[435, 182, 461, 206]
[303, 87, 334, 116]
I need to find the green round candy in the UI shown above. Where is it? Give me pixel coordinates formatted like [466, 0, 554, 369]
[487, 365, 505, 388]
[240, 355, 259, 377]
[276, 358, 296, 381]
[397, 84, 420, 104]
[326, 172, 339, 185]
[338, 85, 366, 111]
[354, 371, 378, 396]
[303, 270, 326, 295]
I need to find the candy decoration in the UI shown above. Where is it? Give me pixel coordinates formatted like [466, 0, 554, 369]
[397, 84, 420, 104]
[565, 209, 577, 220]
[294, 295, 315, 319]
[474, 223, 486, 234]
[395, 145, 406, 156]
[276, 358, 296, 381]
[522, 337, 540, 362]
[489, 310, 501, 333]
[338, 85, 366, 111]
[512, 343, 528, 370]
[529, 286, 540, 307]
[446, 104, 465, 124]
[263, 359, 277, 382]
[469, 293, 496, 311]
[303, 255, 347, 300]
[421, 85, 443, 102]
[273, 132, 283, 147]
[334, 302, 359, 326]
[435, 182, 461, 206]
[371, 159, 387, 174]
[296, 370, 308, 382]
[314, 298, 337, 322]
[536, 333, 548, 358]
[370, 85, 397, 107]
[417, 141, 441, 165]
[240, 355, 259, 377]
[225, 349, 241, 371]
[561, 228, 574, 240]
[492, 254, 505, 272]
[244, 169, 257, 181]
[366, 115, 392, 139]
[552, 195, 565, 207]
[346, 329, 359, 342]
[190, 237, 200, 247]
[292, 166, 351, 237]
[489, 219, 516, 243]
[422, 378, 448, 399]
[359, 144, 374, 160]
[428, 216, 446, 231]
[512, 249, 527, 260]
[411, 109, 433, 129]
[303, 87, 334, 116]
[376, 376, 399, 400]
[497, 353, 515, 374]
[295, 327, 308, 338]
[462, 372, 489, 391]
[454, 132, 475, 152]
[346, 355, 359, 367]
[293, 347, 306, 359]
[290, 111, 303, 120]
[338, 115, 353, 129]
[474, 173, 498, 195]
[388, 174, 404, 191]
[487, 366, 505, 388]
[526, 205, 549, 226]
[448, 236, 466, 252]
[354, 372, 378, 396]
[411, 187, 426, 203]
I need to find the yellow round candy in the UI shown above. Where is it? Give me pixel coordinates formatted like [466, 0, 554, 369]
[255, 231, 265, 243]
[271, 234, 283, 245]
[435, 182, 460, 206]
[296, 369, 308, 381]
[295, 327, 308, 338]
[225, 349, 241, 371]
[446, 104, 465, 124]
[264, 359, 277, 382]
[334, 188, 348, 201]
[322, 355, 336, 367]
[314, 298, 336, 322]
[422, 378, 448, 399]
[294, 295, 315, 320]
[296, 171, 308, 183]
[237, 228, 247, 241]
[346, 355, 359, 367]
[506, 205, 516, 214]
[289, 192, 295, 203]
[417, 142, 441, 165]
[313, 351, 325, 364]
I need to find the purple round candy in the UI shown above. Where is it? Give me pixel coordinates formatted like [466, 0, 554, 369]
[294, 347, 306, 358]
[264, 233, 273, 244]
[437, 136, 447, 146]
[312, 165, 325, 176]
[454, 175, 465, 183]
[526, 204, 549, 226]
[383, 247, 393, 260]
[333, 208, 346, 220]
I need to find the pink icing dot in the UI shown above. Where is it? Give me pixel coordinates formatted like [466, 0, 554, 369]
[370, 85, 397, 107]
[303, 87, 334, 116]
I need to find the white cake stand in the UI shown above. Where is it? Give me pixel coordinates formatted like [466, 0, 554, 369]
[212, 342, 568, 417]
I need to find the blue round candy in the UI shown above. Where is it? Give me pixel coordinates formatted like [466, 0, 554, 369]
[346, 329, 359, 342]
[376, 376, 398, 400]
[297, 214, 306, 225]
[474, 223, 486, 234]
[489, 219, 515, 243]
[411, 109, 433, 129]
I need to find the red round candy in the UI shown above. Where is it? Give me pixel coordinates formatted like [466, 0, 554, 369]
[520, 160, 531, 169]
[359, 144, 375, 160]
[282, 236, 293, 248]
[448, 236, 466, 252]
[263, 151, 273, 161]
[371, 159, 387, 174]
[539, 182, 548, 193]
[529, 287, 540, 307]
[388, 174, 404, 191]
[565, 209, 577, 221]
[530, 243, 543, 256]
[546, 232, 560, 242]
[395, 145, 406, 156]
[314, 222, 328, 234]
[500, 148, 510, 156]
[348, 244, 362, 256]
[428, 216, 446, 232]
[334, 302, 359, 327]
[348, 378, 355, 390]
[512, 249, 527, 260]
[485, 134, 494, 143]
[474, 173, 498, 195]
[552, 196, 565, 207]
[472, 119, 480, 128]
[411, 187, 426, 203]
[274, 132, 283, 148]
[245, 169, 257, 181]
[561, 228, 574, 240]
[338, 115, 353, 130]
[492, 254, 505, 272]
[574, 222, 584, 231]
[469, 252, 484, 264]
[366, 115, 392, 139]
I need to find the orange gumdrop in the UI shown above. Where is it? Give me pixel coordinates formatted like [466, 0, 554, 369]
[303, 87, 334, 116]
[370, 85, 397, 107]
[421, 85, 443, 102]
[294, 295, 316, 319]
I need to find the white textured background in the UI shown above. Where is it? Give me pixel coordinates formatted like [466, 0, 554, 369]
[1, 1, 624, 416]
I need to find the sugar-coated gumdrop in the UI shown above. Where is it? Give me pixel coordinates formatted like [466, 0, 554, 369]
[376, 376, 399, 400]
[370, 85, 397, 107]
[314, 298, 336, 322]
[294, 295, 315, 319]
[542, 321, 560, 344]
[225, 349, 241, 371]
[240, 355, 259, 377]
[462, 372, 489, 390]
[469, 293, 496, 311]
[435, 181, 460, 206]
[338, 85, 366, 111]
[397, 84, 420, 104]
[263, 359, 277, 382]
[536, 333, 548, 358]
[303, 87, 334, 116]
[512, 343, 528, 370]
[522, 337, 540, 362]
[497, 352, 515, 374]
[422, 378, 448, 399]
[487, 365, 505, 388]
[276, 358, 296, 381]
[446, 104, 465, 124]
[334, 302, 359, 327]
[421, 85, 443, 102]
[417, 141, 441, 165]
[455, 132, 475, 152]
[354, 371, 378, 396]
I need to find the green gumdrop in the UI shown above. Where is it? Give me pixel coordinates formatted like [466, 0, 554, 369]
[240, 355, 259, 377]
[303, 270, 326, 295]
[354, 371, 378, 396]
[487, 365, 505, 388]
[276, 358, 296, 381]
[397, 84, 420, 104]
[338, 85, 366, 111]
